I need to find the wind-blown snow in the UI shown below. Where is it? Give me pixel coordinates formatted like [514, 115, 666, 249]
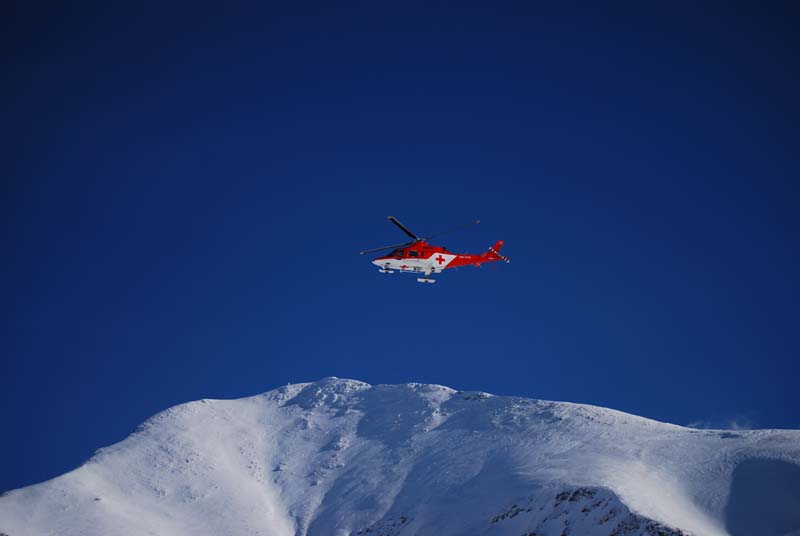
[1, 378, 798, 536]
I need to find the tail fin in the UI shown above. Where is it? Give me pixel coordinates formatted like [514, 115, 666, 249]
[481, 240, 508, 261]
[482, 240, 509, 262]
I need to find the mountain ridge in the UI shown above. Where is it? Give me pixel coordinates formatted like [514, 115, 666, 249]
[1, 377, 799, 536]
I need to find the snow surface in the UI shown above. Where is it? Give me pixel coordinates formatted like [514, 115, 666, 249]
[1, 377, 799, 536]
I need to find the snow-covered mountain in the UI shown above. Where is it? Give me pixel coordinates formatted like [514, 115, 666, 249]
[1, 378, 799, 536]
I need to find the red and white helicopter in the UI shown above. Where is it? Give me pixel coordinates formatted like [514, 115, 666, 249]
[360, 216, 509, 283]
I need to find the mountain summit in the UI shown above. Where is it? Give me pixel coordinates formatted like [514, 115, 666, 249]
[1, 378, 798, 536]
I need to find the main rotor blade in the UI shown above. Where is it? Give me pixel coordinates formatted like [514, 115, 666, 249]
[387, 216, 420, 240]
[423, 219, 481, 240]
[359, 241, 413, 255]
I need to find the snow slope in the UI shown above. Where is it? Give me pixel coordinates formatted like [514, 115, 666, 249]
[1, 378, 799, 536]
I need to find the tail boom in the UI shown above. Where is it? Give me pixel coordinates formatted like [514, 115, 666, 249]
[450, 240, 508, 267]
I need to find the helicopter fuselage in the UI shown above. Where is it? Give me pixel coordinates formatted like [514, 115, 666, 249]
[371, 240, 504, 276]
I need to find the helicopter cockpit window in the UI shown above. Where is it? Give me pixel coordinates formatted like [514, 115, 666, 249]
[391, 249, 404, 257]
[408, 250, 419, 257]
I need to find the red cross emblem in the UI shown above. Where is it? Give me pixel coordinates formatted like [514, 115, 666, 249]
[400, 264, 408, 270]
[435, 255, 446, 265]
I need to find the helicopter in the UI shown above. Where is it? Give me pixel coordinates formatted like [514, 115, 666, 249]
[360, 216, 509, 283]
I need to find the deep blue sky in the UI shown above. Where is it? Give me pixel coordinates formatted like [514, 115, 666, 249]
[3, 3, 798, 491]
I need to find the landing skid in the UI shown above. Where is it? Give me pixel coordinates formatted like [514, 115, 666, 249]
[379, 269, 395, 274]
[417, 277, 435, 284]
